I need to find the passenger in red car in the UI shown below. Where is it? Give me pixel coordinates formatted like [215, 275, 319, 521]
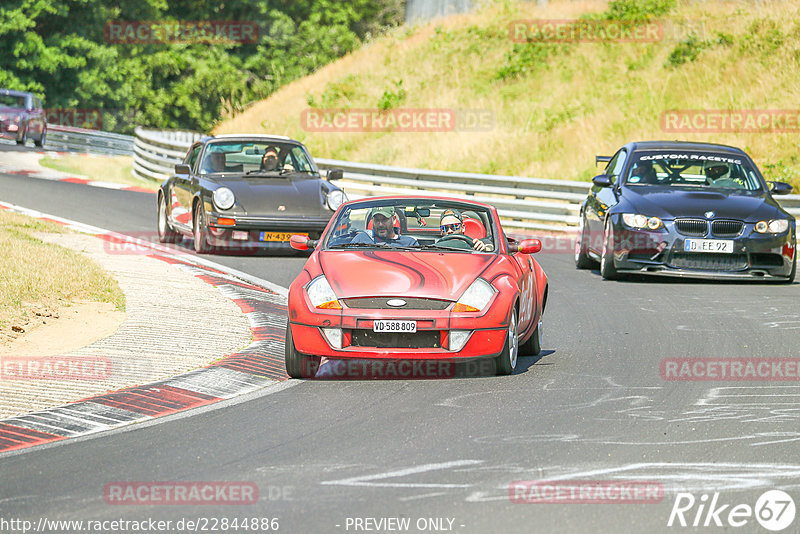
[436, 208, 490, 251]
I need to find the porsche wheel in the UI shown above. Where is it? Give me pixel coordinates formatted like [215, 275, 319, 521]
[495, 309, 519, 376]
[158, 193, 180, 244]
[600, 220, 620, 280]
[285, 321, 321, 378]
[193, 203, 213, 254]
[520, 319, 542, 356]
[574, 214, 596, 269]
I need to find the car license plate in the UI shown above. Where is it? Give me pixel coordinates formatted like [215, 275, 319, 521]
[684, 239, 734, 253]
[260, 231, 306, 242]
[373, 320, 417, 333]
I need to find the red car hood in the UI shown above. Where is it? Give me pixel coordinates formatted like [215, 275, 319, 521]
[320, 250, 495, 300]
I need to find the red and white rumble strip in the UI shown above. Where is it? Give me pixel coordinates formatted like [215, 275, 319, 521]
[0, 201, 290, 454]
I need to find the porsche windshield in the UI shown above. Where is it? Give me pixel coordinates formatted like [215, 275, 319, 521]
[624, 152, 763, 191]
[199, 140, 317, 176]
[323, 200, 499, 253]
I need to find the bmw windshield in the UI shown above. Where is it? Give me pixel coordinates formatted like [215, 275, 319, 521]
[624, 152, 764, 191]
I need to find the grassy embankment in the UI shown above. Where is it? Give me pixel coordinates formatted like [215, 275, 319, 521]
[0, 211, 125, 342]
[39, 154, 159, 192]
[214, 0, 800, 190]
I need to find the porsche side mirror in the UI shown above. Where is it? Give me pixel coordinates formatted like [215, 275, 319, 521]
[326, 169, 344, 181]
[175, 163, 191, 175]
[770, 181, 793, 195]
[290, 234, 316, 251]
[592, 174, 613, 188]
[509, 239, 542, 254]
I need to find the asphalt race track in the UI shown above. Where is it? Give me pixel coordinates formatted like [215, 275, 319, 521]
[1, 144, 800, 533]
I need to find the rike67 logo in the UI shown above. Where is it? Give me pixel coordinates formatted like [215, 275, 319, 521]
[668, 490, 795, 531]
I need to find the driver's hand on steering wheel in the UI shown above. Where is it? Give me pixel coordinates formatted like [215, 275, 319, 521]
[472, 239, 490, 251]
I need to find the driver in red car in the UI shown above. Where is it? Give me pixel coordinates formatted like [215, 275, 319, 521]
[350, 206, 418, 246]
[436, 208, 490, 251]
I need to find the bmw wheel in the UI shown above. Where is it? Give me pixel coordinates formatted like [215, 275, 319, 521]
[600, 220, 620, 280]
[574, 213, 597, 269]
[495, 309, 519, 375]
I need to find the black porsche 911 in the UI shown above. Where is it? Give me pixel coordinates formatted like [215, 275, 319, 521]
[157, 134, 346, 253]
[575, 141, 796, 282]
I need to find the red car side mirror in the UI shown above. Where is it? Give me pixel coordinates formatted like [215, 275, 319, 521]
[290, 234, 316, 251]
[516, 239, 542, 254]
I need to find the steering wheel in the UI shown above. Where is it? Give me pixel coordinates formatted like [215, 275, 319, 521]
[438, 234, 475, 246]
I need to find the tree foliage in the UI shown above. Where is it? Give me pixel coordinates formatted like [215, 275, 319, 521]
[0, 0, 403, 133]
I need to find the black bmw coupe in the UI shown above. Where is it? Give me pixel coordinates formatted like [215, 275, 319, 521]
[157, 134, 346, 254]
[575, 141, 796, 282]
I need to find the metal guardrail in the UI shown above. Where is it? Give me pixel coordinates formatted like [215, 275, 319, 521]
[45, 125, 134, 156]
[132, 127, 200, 182]
[130, 128, 800, 233]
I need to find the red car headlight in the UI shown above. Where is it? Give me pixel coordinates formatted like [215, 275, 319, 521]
[453, 278, 495, 312]
[306, 275, 342, 310]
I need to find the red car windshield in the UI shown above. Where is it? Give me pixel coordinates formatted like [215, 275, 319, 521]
[324, 200, 499, 253]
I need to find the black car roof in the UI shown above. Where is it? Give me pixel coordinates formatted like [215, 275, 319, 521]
[628, 140, 746, 155]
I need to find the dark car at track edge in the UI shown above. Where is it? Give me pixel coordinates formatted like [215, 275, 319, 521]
[0, 89, 46, 147]
[575, 140, 796, 282]
[157, 134, 346, 254]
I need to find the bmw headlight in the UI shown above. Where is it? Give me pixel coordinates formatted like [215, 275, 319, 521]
[212, 187, 235, 210]
[755, 219, 789, 234]
[622, 213, 663, 230]
[453, 278, 496, 313]
[326, 190, 347, 211]
[306, 275, 341, 309]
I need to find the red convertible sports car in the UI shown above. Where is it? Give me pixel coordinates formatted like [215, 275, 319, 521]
[285, 196, 549, 378]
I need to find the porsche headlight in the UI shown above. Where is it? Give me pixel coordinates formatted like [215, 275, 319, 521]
[212, 187, 235, 210]
[453, 278, 496, 313]
[326, 190, 347, 211]
[755, 219, 789, 234]
[622, 213, 663, 230]
[306, 275, 341, 309]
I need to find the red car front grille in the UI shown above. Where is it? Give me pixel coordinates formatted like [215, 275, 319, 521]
[349, 330, 442, 349]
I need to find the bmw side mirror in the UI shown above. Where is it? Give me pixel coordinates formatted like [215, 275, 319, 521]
[326, 169, 344, 181]
[290, 234, 316, 251]
[175, 163, 191, 175]
[770, 181, 793, 195]
[592, 174, 613, 188]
